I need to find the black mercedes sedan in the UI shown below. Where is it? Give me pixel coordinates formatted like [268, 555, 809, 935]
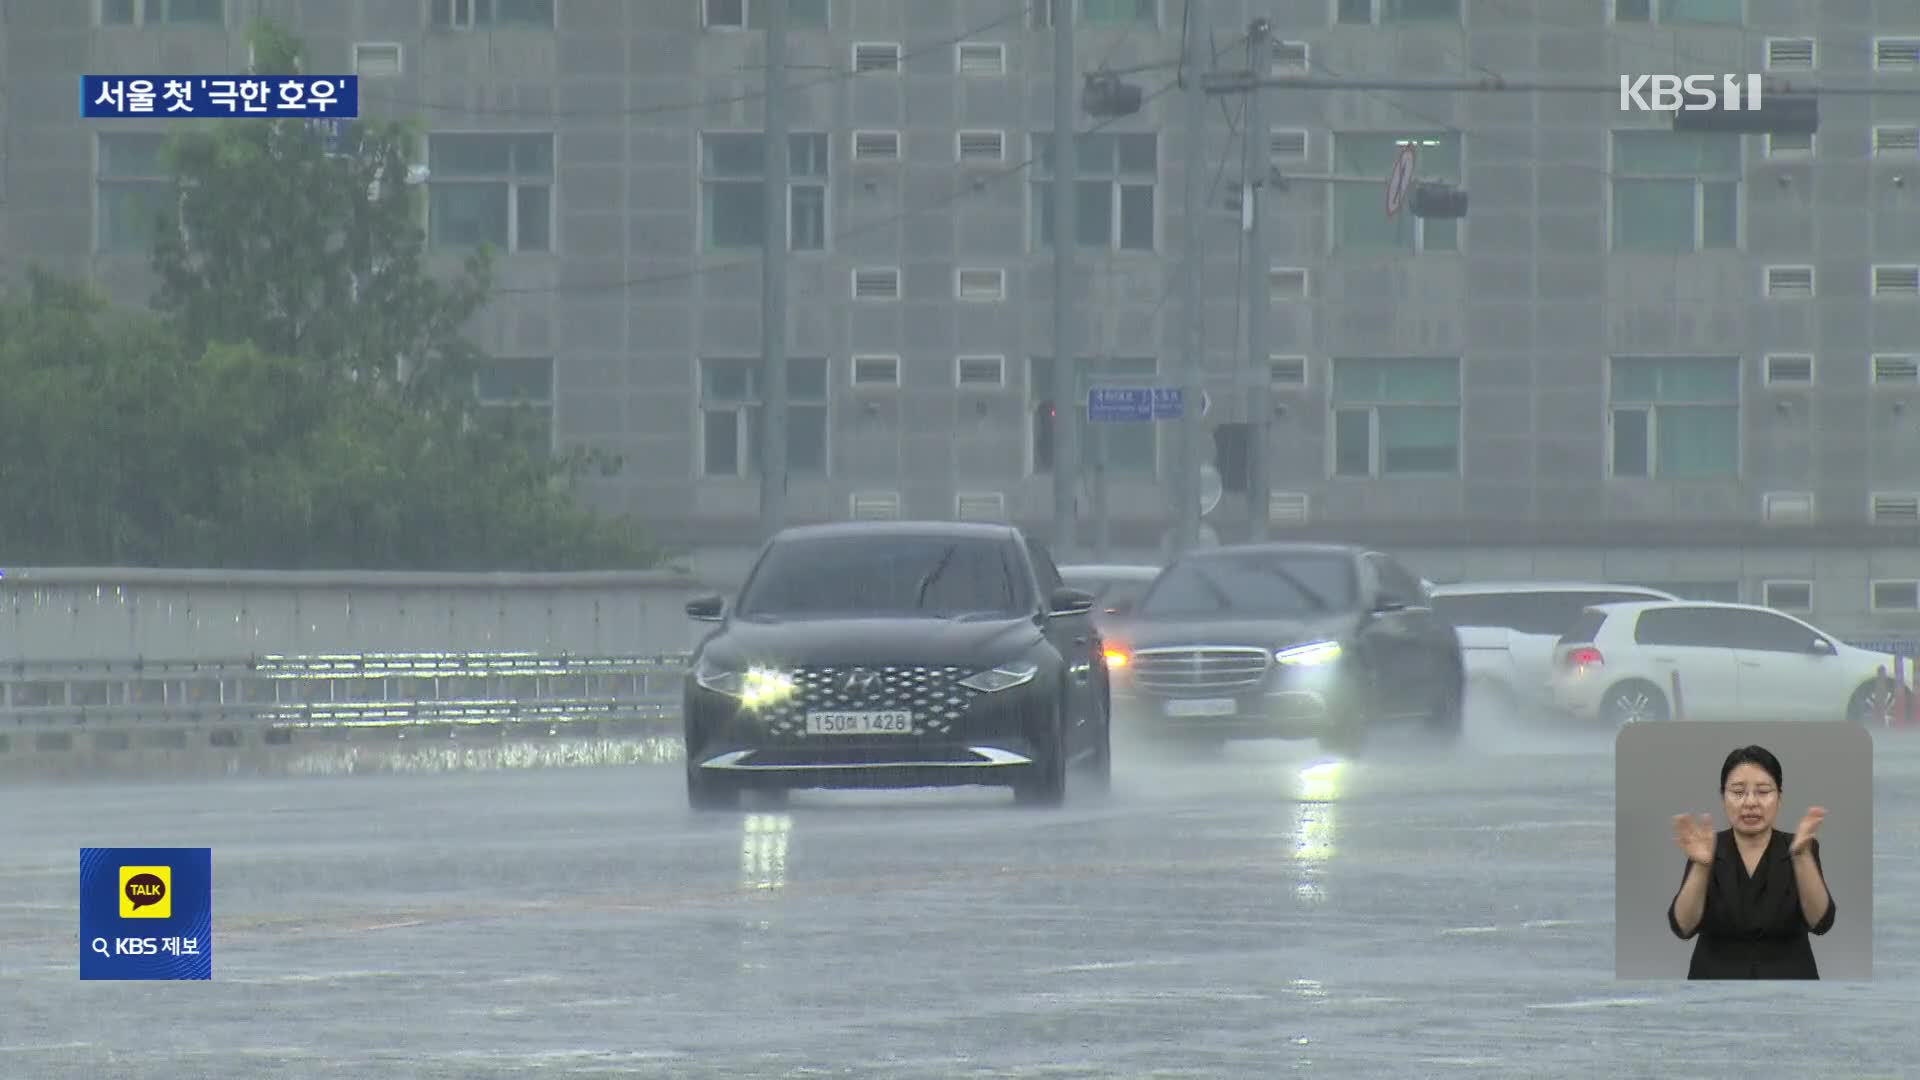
[1102, 542, 1463, 755]
[679, 521, 1111, 810]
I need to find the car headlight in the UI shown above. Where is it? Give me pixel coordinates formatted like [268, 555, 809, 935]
[958, 661, 1039, 693]
[695, 663, 797, 707]
[1275, 641, 1342, 666]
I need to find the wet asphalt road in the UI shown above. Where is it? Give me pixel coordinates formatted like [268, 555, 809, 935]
[4, 722, 1919, 1079]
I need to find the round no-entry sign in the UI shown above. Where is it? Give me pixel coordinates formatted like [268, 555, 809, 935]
[1385, 143, 1417, 219]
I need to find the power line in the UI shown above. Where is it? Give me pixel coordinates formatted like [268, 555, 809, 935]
[495, 74, 1188, 298]
[360, 4, 1030, 121]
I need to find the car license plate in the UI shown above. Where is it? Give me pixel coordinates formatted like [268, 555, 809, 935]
[1164, 698, 1237, 718]
[805, 710, 915, 735]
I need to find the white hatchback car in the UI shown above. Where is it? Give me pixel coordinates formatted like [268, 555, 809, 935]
[1548, 600, 1905, 725]
[1430, 582, 1679, 720]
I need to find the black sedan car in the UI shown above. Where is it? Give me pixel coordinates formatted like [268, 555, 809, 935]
[1102, 542, 1463, 754]
[680, 521, 1111, 809]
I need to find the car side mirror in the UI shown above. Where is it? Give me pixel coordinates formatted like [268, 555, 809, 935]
[1048, 587, 1096, 618]
[1810, 637, 1835, 655]
[685, 594, 724, 622]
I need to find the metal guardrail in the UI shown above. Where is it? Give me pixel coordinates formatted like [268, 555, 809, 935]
[0, 652, 695, 732]
[6, 639, 1919, 733]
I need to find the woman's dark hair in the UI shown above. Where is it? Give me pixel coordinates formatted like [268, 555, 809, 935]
[1721, 745, 1783, 790]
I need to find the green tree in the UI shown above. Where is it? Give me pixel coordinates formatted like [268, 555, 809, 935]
[0, 272, 655, 570]
[0, 20, 660, 571]
[150, 22, 490, 404]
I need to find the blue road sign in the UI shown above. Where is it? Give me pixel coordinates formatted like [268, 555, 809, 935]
[1087, 387, 1155, 422]
[1152, 387, 1185, 420]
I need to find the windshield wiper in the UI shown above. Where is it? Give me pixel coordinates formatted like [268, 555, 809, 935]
[914, 545, 960, 610]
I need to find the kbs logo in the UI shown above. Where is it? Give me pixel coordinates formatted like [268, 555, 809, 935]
[119, 864, 171, 919]
[1619, 74, 1764, 113]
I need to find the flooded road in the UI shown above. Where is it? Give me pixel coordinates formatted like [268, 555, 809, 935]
[5, 724, 1918, 1078]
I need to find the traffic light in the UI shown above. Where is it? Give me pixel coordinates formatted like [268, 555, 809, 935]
[1083, 74, 1144, 118]
[1671, 94, 1818, 136]
[1409, 181, 1468, 220]
[1212, 422, 1250, 493]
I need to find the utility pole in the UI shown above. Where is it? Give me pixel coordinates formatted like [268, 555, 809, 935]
[757, 0, 789, 539]
[1050, 0, 1079, 555]
[1240, 19, 1272, 541]
[1172, 0, 1206, 555]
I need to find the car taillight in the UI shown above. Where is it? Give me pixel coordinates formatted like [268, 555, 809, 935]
[1103, 648, 1129, 669]
[1564, 646, 1603, 670]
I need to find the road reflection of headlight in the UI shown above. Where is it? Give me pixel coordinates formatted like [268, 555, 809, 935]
[740, 813, 791, 892]
[1293, 762, 1342, 904]
[1298, 760, 1345, 803]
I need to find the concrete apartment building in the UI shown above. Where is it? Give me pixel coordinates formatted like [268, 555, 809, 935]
[4, 0, 1920, 631]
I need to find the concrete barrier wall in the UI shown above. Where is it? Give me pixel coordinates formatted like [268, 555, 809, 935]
[0, 568, 724, 663]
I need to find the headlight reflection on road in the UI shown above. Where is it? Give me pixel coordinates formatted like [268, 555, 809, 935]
[737, 813, 792, 976]
[739, 813, 791, 892]
[1292, 761, 1344, 905]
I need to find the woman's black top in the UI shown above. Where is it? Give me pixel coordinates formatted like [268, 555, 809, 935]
[1667, 828, 1834, 979]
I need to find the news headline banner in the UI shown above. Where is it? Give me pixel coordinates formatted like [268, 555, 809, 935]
[79, 846, 213, 981]
[82, 75, 358, 119]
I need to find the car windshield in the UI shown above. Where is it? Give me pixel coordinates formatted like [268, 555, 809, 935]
[736, 535, 1029, 618]
[1137, 552, 1357, 617]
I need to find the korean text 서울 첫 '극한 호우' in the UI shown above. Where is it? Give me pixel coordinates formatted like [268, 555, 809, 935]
[81, 75, 359, 119]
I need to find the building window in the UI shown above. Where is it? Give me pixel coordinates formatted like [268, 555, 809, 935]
[699, 357, 829, 477]
[701, 132, 830, 251]
[1083, 0, 1155, 22]
[96, 133, 174, 253]
[1612, 131, 1740, 253]
[1031, 133, 1156, 252]
[1761, 580, 1812, 612]
[101, 0, 224, 25]
[1872, 581, 1920, 612]
[1613, 0, 1743, 25]
[426, 133, 553, 253]
[704, 0, 829, 29]
[1337, 0, 1460, 23]
[1330, 358, 1461, 477]
[475, 357, 554, 455]
[1608, 356, 1740, 479]
[430, 0, 555, 28]
[1333, 133, 1460, 253]
[1031, 356, 1157, 475]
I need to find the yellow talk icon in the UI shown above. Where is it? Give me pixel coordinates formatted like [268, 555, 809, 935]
[119, 865, 171, 919]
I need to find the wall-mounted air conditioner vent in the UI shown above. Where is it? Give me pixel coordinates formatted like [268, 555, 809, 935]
[955, 267, 1006, 302]
[1269, 492, 1310, 524]
[954, 491, 1006, 521]
[1871, 492, 1920, 524]
[853, 42, 902, 74]
[1762, 491, 1814, 524]
[1765, 266, 1813, 297]
[1766, 38, 1816, 71]
[850, 491, 901, 520]
[852, 267, 900, 300]
[851, 130, 901, 162]
[1268, 267, 1309, 300]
